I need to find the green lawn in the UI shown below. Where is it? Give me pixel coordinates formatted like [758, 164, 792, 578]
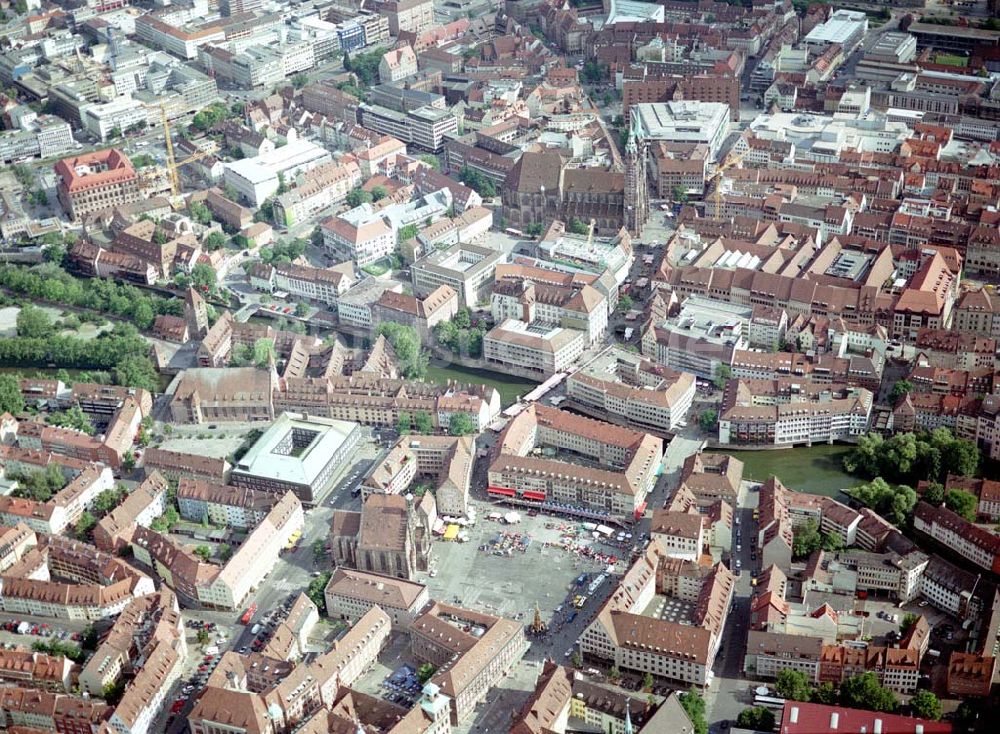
[934, 53, 968, 67]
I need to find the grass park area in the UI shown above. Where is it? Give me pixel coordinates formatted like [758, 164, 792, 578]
[933, 53, 969, 67]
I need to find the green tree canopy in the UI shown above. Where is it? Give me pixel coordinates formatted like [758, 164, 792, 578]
[737, 707, 776, 731]
[945, 488, 978, 521]
[792, 519, 822, 559]
[16, 304, 53, 338]
[678, 688, 707, 734]
[889, 379, 913, 402]
[839, 672, 898, 713]
[0, 375, 25, 415]
[448, 413, 475, 436]
[775, 669, 813, 701]
[698, 409, 718, 432]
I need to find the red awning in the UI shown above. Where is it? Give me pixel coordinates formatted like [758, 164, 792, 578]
[523, 491, 546, 501]
[488, 486, 516, 497]
[634, 502, 647, 519]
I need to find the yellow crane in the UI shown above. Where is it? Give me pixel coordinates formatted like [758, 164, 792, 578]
[160, 104, 219, 198]
[706, 148, 748, 220]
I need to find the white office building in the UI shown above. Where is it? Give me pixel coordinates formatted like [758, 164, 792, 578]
[633, 101, 731, 162]
[223, 139, 332, 207]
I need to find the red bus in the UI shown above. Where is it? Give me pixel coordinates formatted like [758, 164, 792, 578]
[240, 602, 257, 625]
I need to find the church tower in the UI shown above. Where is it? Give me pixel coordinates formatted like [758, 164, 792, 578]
[624, 113, 648, 238]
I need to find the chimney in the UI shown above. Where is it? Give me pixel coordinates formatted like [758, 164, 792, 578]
[874, 720, 882, 734]
[829, 713, 838, 729]
[790, 707, 799, 724]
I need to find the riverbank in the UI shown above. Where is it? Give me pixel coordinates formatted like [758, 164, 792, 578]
[706, 444, 862, 499]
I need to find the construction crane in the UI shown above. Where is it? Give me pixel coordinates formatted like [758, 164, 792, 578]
[706, 148, 748, 220]
[160, 104, 218, 198]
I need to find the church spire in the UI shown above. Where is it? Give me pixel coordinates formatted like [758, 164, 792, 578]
[624, 698, 634, 734]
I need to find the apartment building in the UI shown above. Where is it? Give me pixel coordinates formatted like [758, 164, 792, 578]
[566, 347, 695, 433]
[230, 413, 362, 504]
[411, 242, 505, 307]
[371, 285, 459, 343]
[93, 471, 170, 553]
[176, 478, 277, 528]
[488, 405, 663, 521]
[375, 0, 434, 34]
[54, 149, 140, 221]
[248, 261, 354, 307]
[579, 541, 732, 686]
[410, 602, 525, 724]
[169, 368, 275, 424]
[0, 465, 114, 535]
[914, 502, 1000, 574]
[142, 448, 231, 484]
[325, 569, 429, 629]
[952, 288, 1000, 340]
[272, 159, 361, 227]
[745, 630, 823, 681]
[492, 279, 608, 345]
[360, 103, 458, 152]
[719, 385, 873, 447]
[379, 45, 418, 82]
[484, 319, 585, 377]
[643, 296, 749, 380]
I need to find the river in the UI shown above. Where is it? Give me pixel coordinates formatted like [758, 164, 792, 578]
[424, 362, 539, 408]
[707, 444, 862, 500]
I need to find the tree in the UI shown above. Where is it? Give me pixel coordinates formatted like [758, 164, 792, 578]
[571, 652, 582, 668]
[0, 375, 24, 415]
[377, 323, 427, 379]
[396, 412, 411, 435]
[346, 188, 372, 207]
[945, 488, 978, 521]
[419, 155, 440, 171]
[417, 663, 437, 684]
[458, 166, 497, 198]
[580, 59, 606, 83]
[113, 354, 160, 393]
[398, 223, 419, 241]
[203, 231, 227, 251]
[194, 545, 211, 561]
[191, 263, 217, 291]
[567, 217, 589, 235]
[954, 700, 978, 729]
[889, 379, 913, 403]
[253, 338, 275, 368]
[848, 477, 916, 526]
[792, 519, 823, 559]
[899, 613, 919, 638]
[775, 669, 813, 702]
[16, 304, 53, 338]
[307, 571, 332, 613]
[698, 409, 718, 433]
[454, 308, 471, 329]
[47, 406, 95, 434]
[414, 411, 434, 434]
[713, 363, 731, 390]
[196, 628, 211, 646]
[371, 185, 389, 202]
[672, 185, 688, 204]
[449, 413, 475, 436]
[811, 682, 838, 704]
[839, 672, 897, 713]
[189, 202, 212, 226]
[641, 672, 654, 691]
[434, 320, 459, 351]
[617, 294, 634, 313]
[737, 707, 776, 731]
[75, 511, 97, 540]
[923, 481, 944, 505]
[678, 688, 707, 734]
[292, 73, 309, 89]
[608, 665, 621, 682]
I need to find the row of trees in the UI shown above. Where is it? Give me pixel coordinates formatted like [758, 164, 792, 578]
[844, 429, 979, 486]
[773, 670, 942, 719]
[8, 465, 68, 502]
[396, 410, 475, 437]
[0, 328, 160, 394]
[0, 263, 183, 331]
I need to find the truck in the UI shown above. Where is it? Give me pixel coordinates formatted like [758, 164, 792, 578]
[240, 602, 258, 625]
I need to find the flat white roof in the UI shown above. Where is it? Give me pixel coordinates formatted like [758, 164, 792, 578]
[234, 412, 358, 485]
